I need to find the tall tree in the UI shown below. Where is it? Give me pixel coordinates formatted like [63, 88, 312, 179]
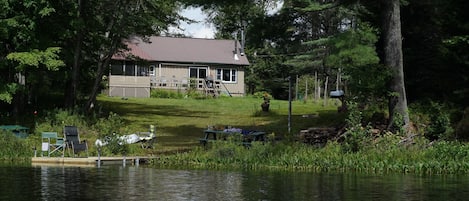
[0, 0, 64, 114]
[381, 0, 409, 130]
[82, 0, 180, 112]
[64, 0, 85, 108]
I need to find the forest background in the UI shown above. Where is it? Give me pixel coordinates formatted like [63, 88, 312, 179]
[1, 0, 468, 142]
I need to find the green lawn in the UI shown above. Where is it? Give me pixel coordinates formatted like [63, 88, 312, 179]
[98, 96, 345, 153]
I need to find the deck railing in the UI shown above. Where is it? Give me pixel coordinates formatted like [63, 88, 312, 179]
[150, 77, 215, 90]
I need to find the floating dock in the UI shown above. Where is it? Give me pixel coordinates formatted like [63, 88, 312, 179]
[31, 156, 155, 167]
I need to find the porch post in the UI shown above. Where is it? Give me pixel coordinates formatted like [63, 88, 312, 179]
[158, 63, 162, 78]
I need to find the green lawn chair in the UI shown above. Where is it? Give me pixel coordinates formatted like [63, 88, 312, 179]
[41, 132, 65, 157]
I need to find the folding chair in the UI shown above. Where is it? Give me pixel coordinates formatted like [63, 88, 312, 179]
[41, 132, 65, 157]
[64, 126, 88, 157]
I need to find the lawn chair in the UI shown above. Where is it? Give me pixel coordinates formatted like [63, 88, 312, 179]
[64, 126, 88, 157]
[41, 132, 65, 157]
[137, 132, 156, 149]
[137, 124, 157, 149]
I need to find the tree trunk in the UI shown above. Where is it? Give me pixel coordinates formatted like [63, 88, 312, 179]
[65, 0, 83, 108]
[85, 14, 118, 113]
[382, 0, 410, 131]
[85, 37, 119, 113]
[314, 71, 318, 101]
[304, 79, 308, 102]
[85, 57, 108, 113]
[324, 76, 329, 106]
[65, 33, 83, 108]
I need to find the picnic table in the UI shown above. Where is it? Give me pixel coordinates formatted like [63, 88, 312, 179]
[199, 129, 266, 146]
[0, 125, 30, 138]
[245, 131, 266, 142]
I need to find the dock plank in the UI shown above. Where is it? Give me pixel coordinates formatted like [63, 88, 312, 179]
[31, 156, 154, 167]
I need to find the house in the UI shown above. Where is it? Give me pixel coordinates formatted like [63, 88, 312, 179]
[108, 36, 250, 98]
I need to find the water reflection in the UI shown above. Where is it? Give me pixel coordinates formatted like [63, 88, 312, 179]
[1, 165, 469, 201]
[35, 166, 246, 201]
[238, 171, 469, 201]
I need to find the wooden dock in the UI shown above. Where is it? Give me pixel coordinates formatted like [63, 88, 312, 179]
[31, 156, 155, 167]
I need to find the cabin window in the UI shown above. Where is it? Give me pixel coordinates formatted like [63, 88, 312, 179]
[216, 68, 237, 83]
[124, 61, 136, 76]
[110, 61, 124, 75]
[110, 61, 149, 76]
[137, 66, 148, 76]
[189, 67, 207, 79]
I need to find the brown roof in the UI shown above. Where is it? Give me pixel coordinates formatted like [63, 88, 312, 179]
[113, 36, 250, 66]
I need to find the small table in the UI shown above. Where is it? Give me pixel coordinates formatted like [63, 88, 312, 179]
[199, 129, 267, 146]
[199, 130, 231, 145]
[203, 130, 222, 140]
[246, 131, 266, 142]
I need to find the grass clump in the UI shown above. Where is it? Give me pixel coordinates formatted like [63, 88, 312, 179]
[0, 130, 34, 161]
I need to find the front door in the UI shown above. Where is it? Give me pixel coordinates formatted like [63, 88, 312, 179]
[189, 67, 207, 79]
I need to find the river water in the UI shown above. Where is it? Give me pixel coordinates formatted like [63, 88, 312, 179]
[1, 164, 469, 201]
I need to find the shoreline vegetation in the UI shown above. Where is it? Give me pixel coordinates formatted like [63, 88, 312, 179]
[2, 95, 468, 174]
[152, 139, 469, 175]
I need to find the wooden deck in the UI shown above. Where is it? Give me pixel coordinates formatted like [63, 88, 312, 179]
[31, 156, 155, 167]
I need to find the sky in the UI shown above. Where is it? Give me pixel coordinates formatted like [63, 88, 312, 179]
[170, 7, 216, 39]
[172, 2, 284, 39]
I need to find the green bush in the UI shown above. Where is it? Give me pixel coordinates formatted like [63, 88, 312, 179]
[99, 133, 129, 155]
[186, 89, 206, 99]
[150, 89, 185, 99]
[455, 107, 469, 140]
[34, 108, 89, 135]
[426, 141, 469, 161]
[252, 91, 272, 99]
[342, 102, 372, 153]
[0, 130, 32, 159]
[93, 112, 125, 138]
[410, 101, 454, 140]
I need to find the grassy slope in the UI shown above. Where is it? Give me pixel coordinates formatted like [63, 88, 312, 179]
[98, 96, 345, 153]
